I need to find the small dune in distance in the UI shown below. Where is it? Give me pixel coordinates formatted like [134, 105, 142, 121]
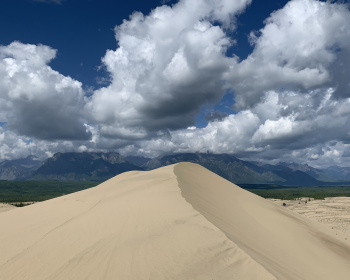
[0, 162, 350, 279]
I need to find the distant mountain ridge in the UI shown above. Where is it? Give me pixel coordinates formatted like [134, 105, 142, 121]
[142, 153, 283, 184]
[141, 153, 327, 186]
[124, 156, 152, 167]
[33, 152, 142, 181]
[322, 165, 350, 181]
[0, 156, 42, 180]
[1, 152, 350, 185]
[278, 162, 337, 182]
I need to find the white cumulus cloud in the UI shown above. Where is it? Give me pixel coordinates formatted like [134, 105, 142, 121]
[0, 41, 91, 141]
[230, 0, 350, 109]
[86, 0, 252, 140]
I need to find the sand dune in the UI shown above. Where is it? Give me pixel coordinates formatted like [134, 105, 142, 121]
[271, 197, 350, 242]
[0, 203, 16, 213]
[0, 163, 349, 279]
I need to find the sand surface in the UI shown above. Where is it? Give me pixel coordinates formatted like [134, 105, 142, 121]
[0, 203, 16, 213]
[0, 162, 349, 279]
[271, 197, 350, 242]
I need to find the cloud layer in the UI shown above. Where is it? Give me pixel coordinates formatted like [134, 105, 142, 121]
[230, 0, 350, 109]
[0, 42, 91, 141]
[1, 0, 350, 167]
[86, 0, 251, 139]
[129, 90, 350, 165]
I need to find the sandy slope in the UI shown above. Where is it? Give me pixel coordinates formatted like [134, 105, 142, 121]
[271, 197, 350, 242]
[174, 163, 350, 280]
[0, 203, 16, 213]
[0, 164, 274, 280]
[0, 163, 349, 280]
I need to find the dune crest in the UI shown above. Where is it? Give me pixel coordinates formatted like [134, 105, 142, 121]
[0, 162, 349, 279]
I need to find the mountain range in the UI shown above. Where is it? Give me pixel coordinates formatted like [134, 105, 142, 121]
[142, 153, 328, 186]
[31, 152, 142, 181]
[0, 156, 42, 180]
[1, 152, 350, 185]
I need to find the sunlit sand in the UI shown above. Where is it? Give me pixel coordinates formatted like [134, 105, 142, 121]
[0, 203, 16, 213]
[271, 197, 350, 243]
[0, 163, 349, 279]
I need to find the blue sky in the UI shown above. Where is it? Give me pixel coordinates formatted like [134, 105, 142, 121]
[1, 0, 350, 167]
[0, 0, 164, 87]
[0, 0, 289, 89]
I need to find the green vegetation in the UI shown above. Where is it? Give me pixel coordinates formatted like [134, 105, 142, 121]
[239, 184, 350, 200]
[10, 202, 31, 207]
[2, 180, 350, 205]
[0, 180, 100, 203]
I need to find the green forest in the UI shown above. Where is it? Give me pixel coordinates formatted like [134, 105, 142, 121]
[0, 180, 100, 203]
[1, 181, 350, 206]
[240, 184, 350, 200]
